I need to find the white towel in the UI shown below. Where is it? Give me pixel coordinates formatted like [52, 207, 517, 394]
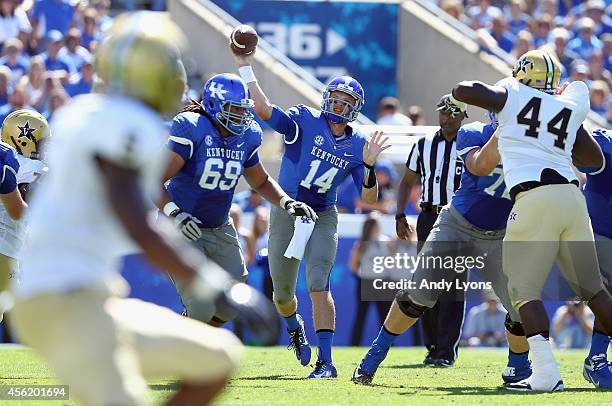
[284, 216, 316, 260]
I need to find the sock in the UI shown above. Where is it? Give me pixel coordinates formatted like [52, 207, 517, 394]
[284, 312, 299, 332]
[508, 349, 530, 369]
[588, 328, 610, 359]
[373, 326, 399, 351]
[316, 329, 334, 362]
[527, 333, 557, 370]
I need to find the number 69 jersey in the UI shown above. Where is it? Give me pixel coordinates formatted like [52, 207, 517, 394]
[495, 78, 590, 189]
[166, 111, 262, 228]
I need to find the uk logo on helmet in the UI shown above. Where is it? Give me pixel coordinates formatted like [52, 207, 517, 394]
[208, 82, 228, 100]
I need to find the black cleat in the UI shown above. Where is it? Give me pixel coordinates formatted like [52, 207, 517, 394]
[352, 366, 375, 385]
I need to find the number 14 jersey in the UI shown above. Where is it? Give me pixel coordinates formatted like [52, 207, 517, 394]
[496, 77, 589, 189]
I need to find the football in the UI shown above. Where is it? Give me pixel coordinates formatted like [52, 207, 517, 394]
[230, 24, 258, 55]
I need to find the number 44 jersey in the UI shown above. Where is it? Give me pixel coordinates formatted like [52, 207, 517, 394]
[495, 78, 589, 189]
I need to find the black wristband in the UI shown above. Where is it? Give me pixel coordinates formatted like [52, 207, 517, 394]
[395, 213, 406, 220]
[362, 162, 376, 188]
[168, 209, 181, 218]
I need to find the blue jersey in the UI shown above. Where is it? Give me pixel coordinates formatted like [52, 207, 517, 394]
[0, 143, 18, 194]
[166, 111, 262, 228]
[584, 130, 612, 239]
[267, 105, 367, 211]
[453, 122, 513, 231]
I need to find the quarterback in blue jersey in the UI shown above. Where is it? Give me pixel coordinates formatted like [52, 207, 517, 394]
[353, 109, 532, 386]
[233, 51, 389, 378]
[582, 128, 612, 388]
[159, 73, 317, 327]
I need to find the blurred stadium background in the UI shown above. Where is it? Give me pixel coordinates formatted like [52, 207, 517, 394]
[0, 0, 607, 351]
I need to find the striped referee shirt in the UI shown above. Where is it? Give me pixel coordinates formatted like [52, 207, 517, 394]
[405, 130, 463, 206]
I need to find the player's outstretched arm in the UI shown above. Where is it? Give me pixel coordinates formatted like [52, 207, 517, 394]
[452, 81, 508, 113]
[572, 125, 605, 173]
[244, 162, 317, 221]
[395, 169, 417, 240]
[231, 49, 273, 120]
[464, 133, 501, 176]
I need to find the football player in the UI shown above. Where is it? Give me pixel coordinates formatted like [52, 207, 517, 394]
[0, 110, 48, 321]
[232, 52, 389, 378]
[582, 128, 612, 388]
[160, 72, 317, 326]
[11, 12, 277, 406]
[352, 110, 532, 386]
[450, 49, 612, 391]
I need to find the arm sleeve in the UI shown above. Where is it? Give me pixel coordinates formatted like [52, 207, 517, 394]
[350, 164, 364, 193]
[165, 115, 194, 161]
[244, 128, 263, 168]
[456, 127, 485, 162]
[405, 141, 421, 173]
[266, 105, 300, 145]
[0, 150, 19, 194]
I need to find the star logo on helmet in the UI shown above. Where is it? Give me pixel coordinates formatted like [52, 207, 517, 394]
[314, 135, 324, 146]
[205, 135, 213, 147]
[516, 58, 533, 75]
[17, 121, 37, 142]
[208, 82, 228, 100]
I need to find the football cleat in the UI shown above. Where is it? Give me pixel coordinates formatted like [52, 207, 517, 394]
[287, 314, 311, 366]
[432, 358, 454, 368]
[583, 354, 612, 389]
[505, 376, 564, 392]
[423, 354, 437, 366]
[351, 366, 374, 385]
[502, 361, 533, 384]
[308, 360, 337, 379]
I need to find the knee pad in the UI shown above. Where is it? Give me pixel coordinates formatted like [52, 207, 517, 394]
[395, 291, 427, 319]
[504, 313, 525, 336]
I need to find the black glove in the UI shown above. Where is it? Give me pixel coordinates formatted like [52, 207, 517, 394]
[282, 198, 318, 221]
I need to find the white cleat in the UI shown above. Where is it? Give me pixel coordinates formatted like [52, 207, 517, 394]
[505, 376, 564, 392]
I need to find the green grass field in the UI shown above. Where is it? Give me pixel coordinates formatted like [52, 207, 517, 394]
[0, 345, 609, 405]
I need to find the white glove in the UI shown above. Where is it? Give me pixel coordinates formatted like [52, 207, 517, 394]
[164, 202, 203, 241]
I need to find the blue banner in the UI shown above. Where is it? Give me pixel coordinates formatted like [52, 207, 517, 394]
[212, 0, 398, 120]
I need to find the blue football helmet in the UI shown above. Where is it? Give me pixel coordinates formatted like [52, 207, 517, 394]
[202, 73, 254, 135]
[321, 76, 365, 123]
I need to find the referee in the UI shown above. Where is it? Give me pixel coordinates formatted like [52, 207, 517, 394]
[395, 94, 467, 367]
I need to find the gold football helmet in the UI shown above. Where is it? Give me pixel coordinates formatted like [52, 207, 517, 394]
[1, 109, 50, 159]
[94, 11, 188, 116]
[512, 50, 561, 93]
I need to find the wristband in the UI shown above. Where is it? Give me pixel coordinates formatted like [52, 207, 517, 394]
[239, 65, 257, 84]
[280, 195, 293, 209]
[362, 162, 377, 189]
[163, 201, 180, 217]
[395, 213, 406, 220]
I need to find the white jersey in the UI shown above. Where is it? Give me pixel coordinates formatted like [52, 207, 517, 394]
[14, 94, 168, 299]
[0, 155, 46, 259]
[496, 78, 589, 189]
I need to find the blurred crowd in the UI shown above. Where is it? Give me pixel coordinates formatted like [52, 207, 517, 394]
[437, 0, 612, 125]
[0, 0, 119, 123]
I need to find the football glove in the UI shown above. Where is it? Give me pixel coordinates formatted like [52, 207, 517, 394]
[282, 197, 318, 221]
[164, 202, 203, 241]
[188, 261, 280, 343]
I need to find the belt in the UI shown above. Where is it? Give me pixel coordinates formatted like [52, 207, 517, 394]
[420, 203, 444, 214]
[509, 178, 579, 202]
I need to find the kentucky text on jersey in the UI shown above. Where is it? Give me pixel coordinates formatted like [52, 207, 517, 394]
[309, 146, 351, 170]
[453, 121, 513, 230]
[206, 147, 246, 161]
